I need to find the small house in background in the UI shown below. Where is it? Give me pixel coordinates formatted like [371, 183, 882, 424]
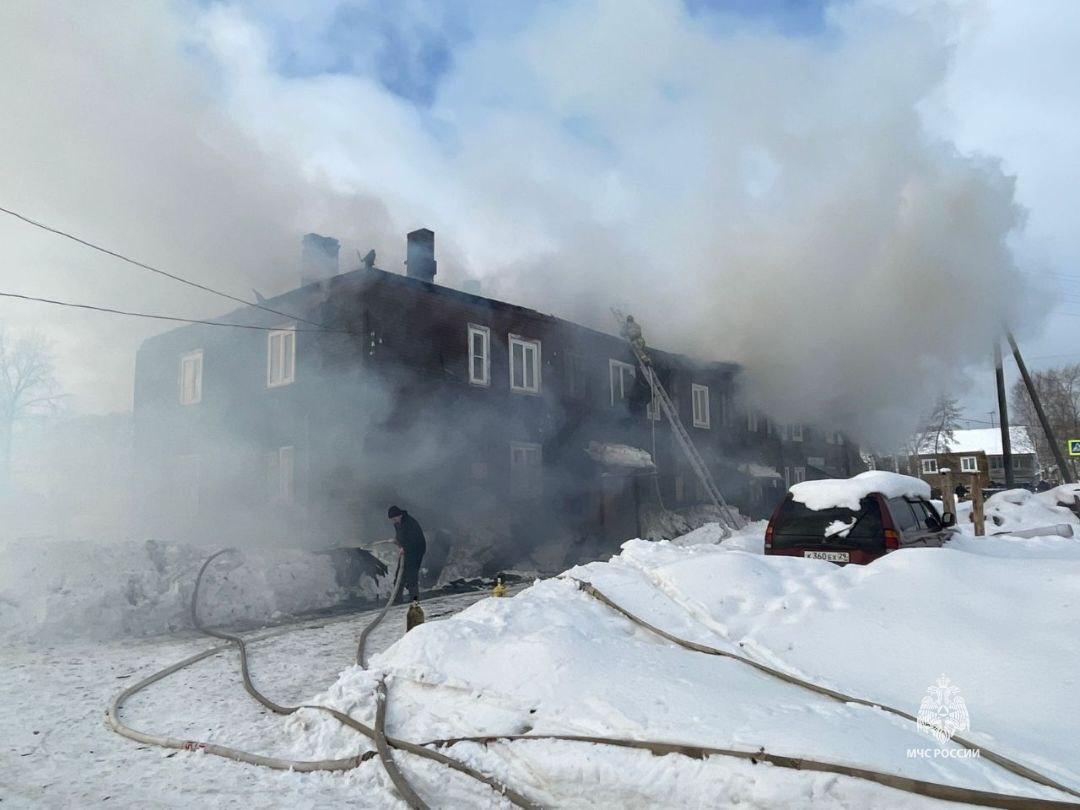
[915, 427, 1038, 489]
[915, 448, 989, 496]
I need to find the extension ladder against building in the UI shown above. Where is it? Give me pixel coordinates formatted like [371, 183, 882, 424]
[612, 310, 744, 532]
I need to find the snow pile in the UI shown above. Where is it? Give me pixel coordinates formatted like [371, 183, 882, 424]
[955, 488, 1080, 536]
[790, 470, 930, 511]
[0, 538, 380, 643]
[1037, 483, 1080, 512]
[286, 520, 1080, 805]
[668, 519, 768, 554]
[667, 521, 728, 547]
[639, 502, 749, 543]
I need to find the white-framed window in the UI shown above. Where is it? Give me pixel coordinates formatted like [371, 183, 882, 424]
[509, 335, 541, 394]
[790, 423, 804, 442]
[266, 446, 295, 503]
[179, 350, 203, 405]
[691, 383, 710, 429]
[177, 454, 200, 514]
[960, 456, 978, 473]
[467, 324, 490, 386]
[609, 359, 636, 406]
[747, 409, 759, 432]
[921, 458, 938, 474]
[267, 328, 296, 388]
[510, 442, 543, 498]
[793, 466, 807, 484]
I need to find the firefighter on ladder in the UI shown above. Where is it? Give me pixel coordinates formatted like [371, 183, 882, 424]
[621, 315, 649, 363]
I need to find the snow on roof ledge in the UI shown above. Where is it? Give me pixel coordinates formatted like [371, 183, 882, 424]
[790, 471, 931, 511]
[739, 463, 782, 479]
[585, 441, 655, 469]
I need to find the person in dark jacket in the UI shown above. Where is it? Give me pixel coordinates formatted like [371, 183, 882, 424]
[388, 505, 426, 603]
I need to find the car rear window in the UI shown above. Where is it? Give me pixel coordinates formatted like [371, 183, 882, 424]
[771, 496, 885, 550]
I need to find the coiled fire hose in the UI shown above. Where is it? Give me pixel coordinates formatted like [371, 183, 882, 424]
[106, 549, 537, 809]
[104, 552, 1080, 809]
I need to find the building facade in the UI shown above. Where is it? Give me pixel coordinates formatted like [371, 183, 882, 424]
[133, 230, 863, 570]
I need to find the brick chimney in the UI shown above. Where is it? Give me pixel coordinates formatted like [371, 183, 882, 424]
[300, 233, 340, 287]
[405, 228, 436, 283]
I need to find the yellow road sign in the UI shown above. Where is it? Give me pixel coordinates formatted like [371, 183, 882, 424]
[1069, 439, 1080, 457]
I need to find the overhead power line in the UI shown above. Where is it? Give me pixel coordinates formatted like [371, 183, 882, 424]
[1022, 347, 1080, 361]
[0, 204, 323, 328]
[0, 291, 346, 333]
[0, 290, 474, 386]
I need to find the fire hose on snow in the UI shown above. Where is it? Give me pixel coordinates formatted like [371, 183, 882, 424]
[104, 551, 1080, 809]
[106, 548, 537, 809]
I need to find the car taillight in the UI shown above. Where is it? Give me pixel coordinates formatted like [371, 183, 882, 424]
[875, 493, 900, 552]
[764, 496, 787, 554]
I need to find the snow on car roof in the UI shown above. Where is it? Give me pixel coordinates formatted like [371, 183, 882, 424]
[790, 471, 931, 511]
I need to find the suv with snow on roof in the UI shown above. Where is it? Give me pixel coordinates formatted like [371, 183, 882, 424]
[764, 471, 956, 565]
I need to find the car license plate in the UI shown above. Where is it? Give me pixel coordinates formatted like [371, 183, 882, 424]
[804, 551, 849, 562]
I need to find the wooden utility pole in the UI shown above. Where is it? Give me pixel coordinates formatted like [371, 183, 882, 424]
[1006, 331, 1075, 483]
[941, 467, 956, 519]
[971, 472, 986, 536]
[993, 341, 1015, 488]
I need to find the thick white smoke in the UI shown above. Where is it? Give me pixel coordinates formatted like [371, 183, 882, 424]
[0, 0, 1046, 445]
[0, 1, 394, 412]
[194, 0, 1035, 442]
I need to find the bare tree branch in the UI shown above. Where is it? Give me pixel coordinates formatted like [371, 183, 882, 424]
[0, 326, 62, 487]
[1010, 364, 1080, 481]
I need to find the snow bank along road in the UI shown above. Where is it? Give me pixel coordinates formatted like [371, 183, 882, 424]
[5, 509, 1080, 808]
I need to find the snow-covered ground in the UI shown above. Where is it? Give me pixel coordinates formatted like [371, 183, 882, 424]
[4, 494, 1080, 808]
[0, 539, 382, 643]
[955, 484, 1080, 537]
[1, 589, 497, 807]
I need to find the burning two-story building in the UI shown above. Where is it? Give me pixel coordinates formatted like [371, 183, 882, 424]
[133, 229, 863, 573]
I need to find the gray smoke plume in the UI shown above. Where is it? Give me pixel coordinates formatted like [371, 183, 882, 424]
[192, 1, 1035, 445]
[1, 0, 1042, 446]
